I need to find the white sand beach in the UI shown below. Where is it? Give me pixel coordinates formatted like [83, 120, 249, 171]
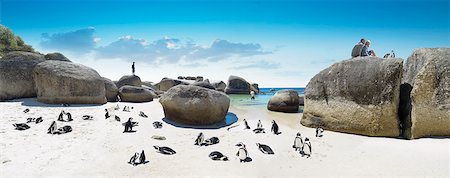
[0, 98, 449, 177]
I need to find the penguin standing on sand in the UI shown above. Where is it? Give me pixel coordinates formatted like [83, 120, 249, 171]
[236, 142, 248, 162]
[105, 109, 110, 119]
[123, 118, 134, 133]
[195, 132, 204, 146]
[128, 152, 139, 166]
[257, 120, 263, 129]
[139, 150, 147, 164]
[271, 120, 281, 135]
[316, 127, 324, 137]
[293, 132, 304, 151]
[243, 119, 250, 129]
[302, 137, 312, 158]
[58, 110, 65, 121]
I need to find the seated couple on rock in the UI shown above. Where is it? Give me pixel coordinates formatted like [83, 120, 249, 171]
[351, 38, 377, 58]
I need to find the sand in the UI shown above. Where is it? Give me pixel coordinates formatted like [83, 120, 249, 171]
[0, 98, 449, 177]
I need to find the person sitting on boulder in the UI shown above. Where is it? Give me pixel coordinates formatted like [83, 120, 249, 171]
[351, 38, 365, 58]
[250, 91, 256, 100]
[361, 40, 376, 57]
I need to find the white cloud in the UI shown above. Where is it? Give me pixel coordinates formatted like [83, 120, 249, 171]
[40, 27, 97, 53]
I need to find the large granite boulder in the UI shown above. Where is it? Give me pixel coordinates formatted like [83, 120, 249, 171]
[118, 86, 155, 103]
[102, 77, 119, 102]
[159, 85, 230, 125]
[211, 80, 226, 91]
[191, 79, 215, 90]
[116, 75, 141, 88]
[225, 75, 251, 94]
[0, 51, 44, 100]
[400, 48, 450, 139]
[155, 78, 188, 91]
[44, 52, 71, 62]
[267, 90, 300, 113]
[301, 57, 403, 137]
[33, 60, 106, 104]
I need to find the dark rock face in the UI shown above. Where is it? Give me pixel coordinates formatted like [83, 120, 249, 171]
[211, 80, 227, 92]
[33, 60, 106, 104]
[225, 75, 251, 94]
[251, 83, 260, 94]
[102, 77, 119, 102]
[191, 79, 215, 90]
[116, 75, 142, 88]
[118, 86, 155, 103]
[159, 85, 230, 125]
[44, 52, 71, 62]
[400, 48, 450, 139]
[301, 57, 403, 137]
[267, 90, 300, 113]
[0, 51, 44, 100]
[155, 78, 188, 91]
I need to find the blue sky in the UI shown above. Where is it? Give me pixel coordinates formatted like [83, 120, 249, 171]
[1, 0, 448, 87]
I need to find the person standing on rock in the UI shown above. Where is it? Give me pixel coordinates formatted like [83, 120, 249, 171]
[132, 62, 135, 75]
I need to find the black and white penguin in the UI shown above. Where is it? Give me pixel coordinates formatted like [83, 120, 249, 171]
[153, 121, 163, 129]
[105, 109, 110, 119]
[139, 150, 148, 164]
[153, 146, 176, 155]
[114, 104, 120, 110]
[58, 111, 65, 121]
[204, 137, 220, 146]
[316, 127, 324, 137]
[128, 152, 140, 166]
[123, 118, 134, 133]
[115, 115, 121, 122]
[243, 119, 250, 129]
[139, 111, 148, 118]
[48, 121, 57, 134]
[302, 137, 312, 158]
[209, 151, 229, 161]
[256, 143, 275, 155]
[13, 123, 30, 131]
[257, 120, 263, 129]
[236, 142, 249, 162]
[23, 108, 30, 113]
[271, 120, 281, 135]
[293, 132, 304, 151]
[195, 132, 204, 146]
[66, 112, 73, 121]
[82, 115, 94, 120]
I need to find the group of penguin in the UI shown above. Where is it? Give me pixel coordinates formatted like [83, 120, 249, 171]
[13, 109, 81, 135]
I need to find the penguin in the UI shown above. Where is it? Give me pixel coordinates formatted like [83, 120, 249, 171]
[153, 146, 176, 155]
[82, 115, 93, 120]
[23, 108, 30, 113]
[114, 104, 120, 110]
[391, 50, 396, 58]
[257, 120, 263, 129]
[13, 123, 30, 131]
[293, 132, 304, 151]
[115, 115, 121, 122]
[139, 111, 148, 118]
[236, 142, 248, 163]
[139, 150, 148, 164]
[35, 117, 43, 124]
[204, 137, 220, 146]
[302, 137, 312, 158]
[104, 109, 110, 119]
[153, 121, 163, 129]
[209, 151, 229, 161]
[128, 152, 139, 166]
[123, 118, 134, 133]
[316, 127, 324, 137]
[195, 132, 204, 146]
[256, 143, 275, 155]
[271, 120, 281, 135]
[48, 121, 57, 134]
[66, 112, 73, 121]
[58, 111, 65, 121]
[243, 119, 250, 129]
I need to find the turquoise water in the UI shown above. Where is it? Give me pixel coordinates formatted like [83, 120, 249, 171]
[229, 88, 305, 108]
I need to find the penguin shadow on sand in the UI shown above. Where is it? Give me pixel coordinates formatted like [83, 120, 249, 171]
[162, 112, 238, 129]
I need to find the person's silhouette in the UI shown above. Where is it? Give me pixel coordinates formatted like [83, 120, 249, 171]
[132, 62, 135, 75]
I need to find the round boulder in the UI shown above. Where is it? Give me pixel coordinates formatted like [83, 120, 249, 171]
[191, 79, 215, 90]
[267, 90, 300, 113]
[0, 51, 44, 100]
[156, 78, 188, 91]
[159, 85, 230, 125]
[44, 52, 71, 62]
[116, 75, 142, 88]
[33, 60, 106, 104]
[102, 77, 119, 102]
[211, 80, 226, 91]
[225, 75, 251, 94]
[118, 86, 155, 103]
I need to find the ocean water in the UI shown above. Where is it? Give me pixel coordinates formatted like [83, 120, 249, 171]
[229, 88, 305, 108]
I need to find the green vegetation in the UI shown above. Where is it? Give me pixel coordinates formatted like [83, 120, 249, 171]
[0, 24, 35, 57]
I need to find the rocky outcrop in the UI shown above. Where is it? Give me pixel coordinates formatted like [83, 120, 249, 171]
[301, 57, 403, 137]
[155, 78, 189, 91]
[251, 83, 260, 94]
[0, 51, 44, 100]
[116, 75, 142, 88]
[191, 79, 215, 90]
[159, 85, 230, 125]
[225, 75, 251, 94]
[102, 77, 119, 102]
[33, 60, 106, 104]
[118, 86, 155, 103]
[400, 48, 450, 139]
[299, 95, 305, 106]
[211, 80, 227, 91]
[267, 90, 300, 113]
[44, 52, 71, 62]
